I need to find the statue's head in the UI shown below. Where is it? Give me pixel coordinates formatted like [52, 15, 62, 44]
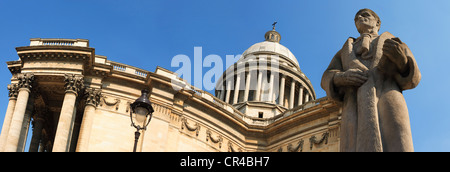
[354, 8, 381, 34]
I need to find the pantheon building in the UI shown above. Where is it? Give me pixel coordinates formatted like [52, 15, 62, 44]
[0, 28, 341, 152]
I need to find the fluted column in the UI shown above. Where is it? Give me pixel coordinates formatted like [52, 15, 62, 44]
[297, 86, 304, 106]
[0, 84, 19, 151]
[4, 73, 34, 152]
[53, 74, 83, 152]
[278, 75, 285, 106]
[76, 87, 101, 152]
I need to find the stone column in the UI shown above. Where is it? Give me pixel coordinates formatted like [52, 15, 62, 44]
[243, 72, 251, 102]
[225, 80, 232, 104]
[233, 74, 241, 104]
[255, 71, 263, 101]
[76, 87, 101, 152]
[278, 75, 286, 106]
[53, 74, 83, 152]
[0, 84, 19, 151]
[218, 90, 224, 101]
[305, 93, 310, 103]
[297, 86, 304, 106]
[18, 96, 34, 152]
[28, 111, 45, 152]
[289, 80, 296, 109]
[268, 73, 275, 103]
[4, 73, 34, 152]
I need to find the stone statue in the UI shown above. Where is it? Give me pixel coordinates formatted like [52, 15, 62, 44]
[321, 9, 421, 152]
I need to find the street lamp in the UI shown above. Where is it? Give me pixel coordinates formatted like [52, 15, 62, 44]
[129, 89, 154, 152]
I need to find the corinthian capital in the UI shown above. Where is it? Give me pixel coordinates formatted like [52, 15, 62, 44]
[64, 74, 84, 95]
[7, 83, 19, 99]
[84, 87, 101, 107]
[17, 73, 35, 90]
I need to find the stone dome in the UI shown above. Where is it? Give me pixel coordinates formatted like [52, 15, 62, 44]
[215, 26, 316, 120]
[240, 40, 300, 68]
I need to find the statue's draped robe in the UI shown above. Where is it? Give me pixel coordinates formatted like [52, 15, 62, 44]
[321, 32, 421, 152]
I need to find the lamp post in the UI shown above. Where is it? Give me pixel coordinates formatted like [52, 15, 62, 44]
[129, 89, 154, 152]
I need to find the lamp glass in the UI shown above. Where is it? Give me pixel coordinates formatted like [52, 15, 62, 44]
[134, 106, 149, 127]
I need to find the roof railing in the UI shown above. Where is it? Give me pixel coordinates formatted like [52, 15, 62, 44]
[30, 38, 89, 47]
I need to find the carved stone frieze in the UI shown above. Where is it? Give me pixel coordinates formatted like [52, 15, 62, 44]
[181, 117, 200, 136]
[309, 132, 329, 150]
[63, 73, 83, 94]
[206, 129, 223, 148]
[277, 147, 283, 152]
[228, 142, 242, 152]
[287, 139, 304, 152]
[19, 52, 89, 61]
[126, 101, 133, 113]
[99, 96, 120, 111]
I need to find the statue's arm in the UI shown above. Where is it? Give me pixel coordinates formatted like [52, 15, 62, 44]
[321, 49, 345, 102]
[394, 44, 421, 90]
[383, 37, 421, 90]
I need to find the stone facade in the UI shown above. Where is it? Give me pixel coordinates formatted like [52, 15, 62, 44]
[0, 36, 341, 152]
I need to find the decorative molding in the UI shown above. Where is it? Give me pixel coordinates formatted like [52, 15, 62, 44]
[17, 73, 35, 90]
[181, 117, 200, 136]
[100, 96, 120, 110]
[18, 52, 90, 63]
[277, 147, 283, 152]
[64, 73, 83, 94]
[126, 101, 133, 113]
[228, 142, 242, 152]
[206, 129, 223, 148]
[7, 61, 21, 75]
[7, 83, 19, 99]
[152, 103, 171, 116]
[84, 87, 102, 107]
[309, 132, 329, 150]
[287, 139, 304, 152]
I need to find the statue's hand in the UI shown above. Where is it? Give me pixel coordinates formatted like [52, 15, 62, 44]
[383, 38, 408, 72]
[333, 69, 368, 87]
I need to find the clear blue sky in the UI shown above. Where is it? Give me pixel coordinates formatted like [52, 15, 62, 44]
[0, 0, 449, 151]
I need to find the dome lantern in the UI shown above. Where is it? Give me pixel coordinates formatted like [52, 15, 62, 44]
[264, 22, 281, 43]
